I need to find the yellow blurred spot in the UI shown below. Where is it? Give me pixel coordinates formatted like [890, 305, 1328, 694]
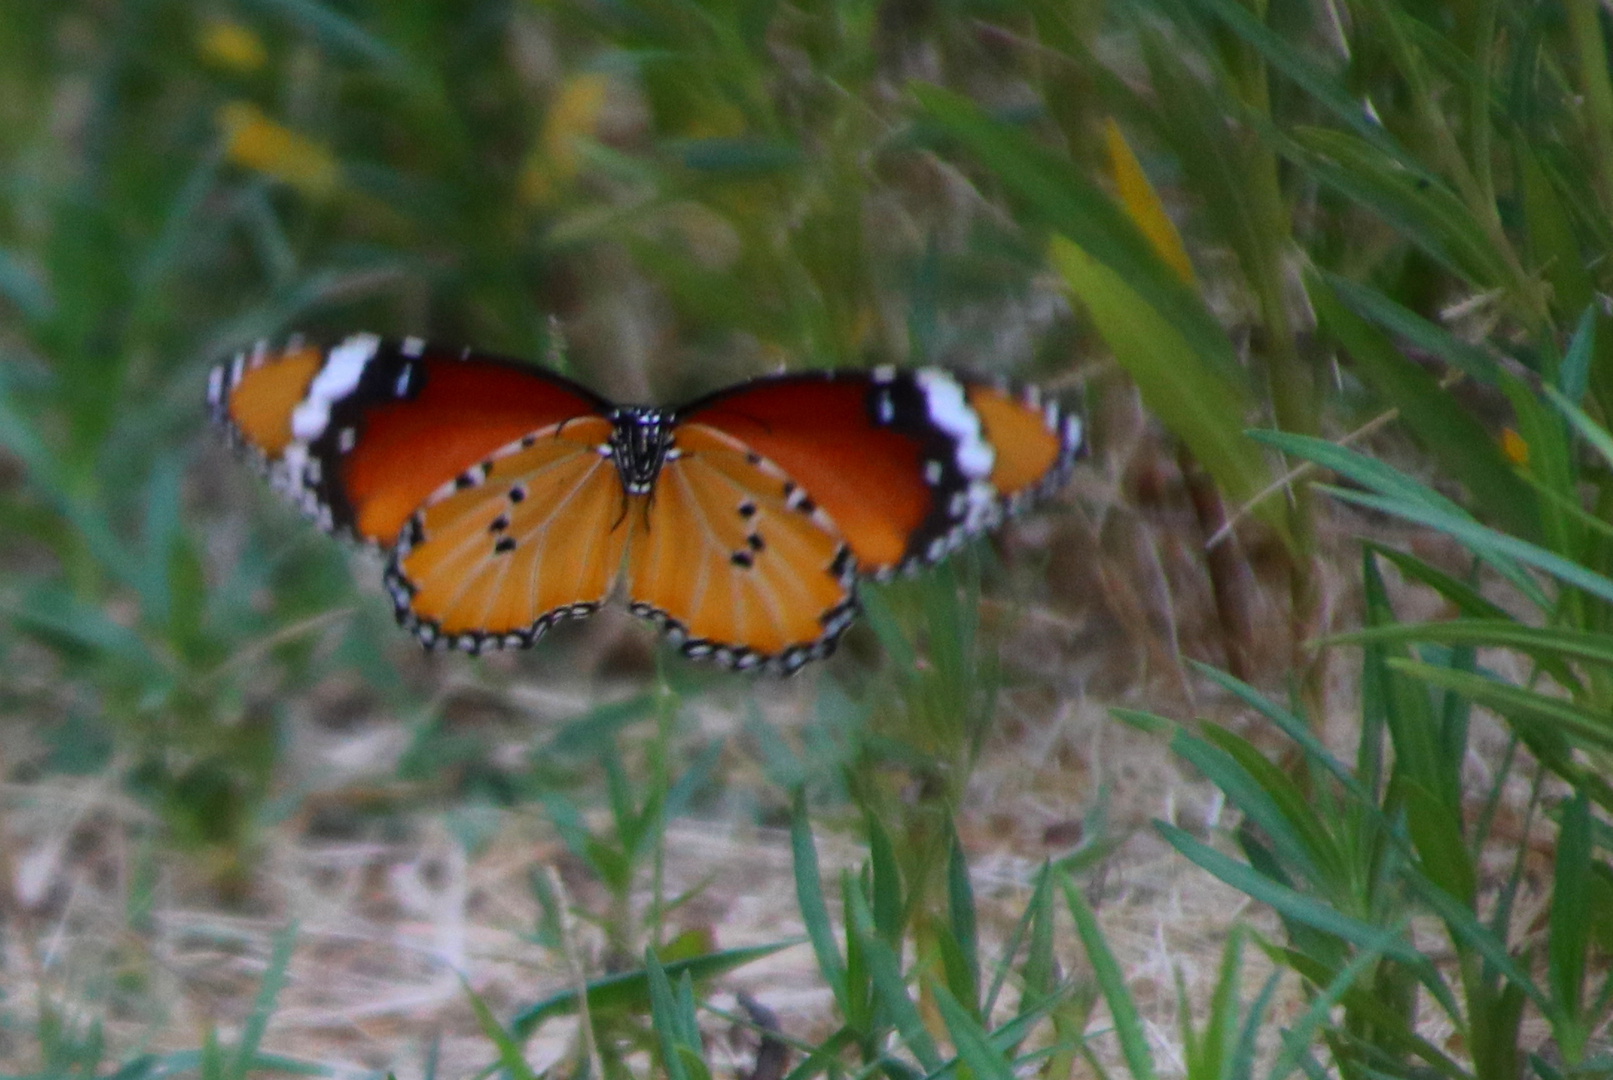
[1501, 428, 1529, 465]
[1103, 119, 1196, 286]
[217, 102, 339, 197]
[520, 73, 610, 206]
[198, 19, 267, 74]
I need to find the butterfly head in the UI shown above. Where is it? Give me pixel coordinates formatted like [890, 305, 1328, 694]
[607, 407, 677, 495]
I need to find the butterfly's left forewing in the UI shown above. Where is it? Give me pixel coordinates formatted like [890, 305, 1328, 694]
[209, 335, 614, 546]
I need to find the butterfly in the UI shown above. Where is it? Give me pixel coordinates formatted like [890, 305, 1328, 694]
[208, 333, 1081, 672]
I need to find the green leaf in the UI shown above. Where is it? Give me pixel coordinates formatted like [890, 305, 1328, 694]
[1060, 874, 1155, 1080]
[1324, 620, 1586, 690]
[943, 827, 981, 1012]
[1548, 794, 1591, 1031]
[847, 881, 942, 1072]
[1308, 272, 1534, 535]
[1403, 782, 1475, 906]
[1287, 129, 1511, 288]
[1049, 234, 1284, 541]
[645, 950, 694, 1080]
[1388, 660, 1613, 755]
[929, 982, 1015, 1080]
[1182, 0, 1426, 178]
[912, 84, 1240, 378]
[1404, 870, 1549, 1011]
[464, 978, 540, 1080]
[867, 811, 903, 947]
[1359, 543, 1512, 619]
[1156, 823, 1424, 966]
[1267, 928, 1405, 1080]
[1186, 663, 1379, 814]
[227, 923, 297, 1080]
[510, 941, 793, 1036]
[1174, 728, 1330, 890]
[1320, 273, 1501, 385]
[1520, 152, 1595, 321]
[789, 794, 848, 1013]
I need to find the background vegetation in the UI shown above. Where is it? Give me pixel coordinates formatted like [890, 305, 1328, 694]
[2, 0, 1612, 1076]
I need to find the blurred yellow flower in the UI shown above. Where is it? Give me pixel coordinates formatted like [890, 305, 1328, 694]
[198, 19, 267, 74]
[1104, 119, 1196, 287]
[520, 73, 610, 206]
[217, 101, 339, 197]
[1501, 427, 1529, 465]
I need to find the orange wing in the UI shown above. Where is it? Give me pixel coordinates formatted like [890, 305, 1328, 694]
[965, 382, 1084, 515]
[208, 334, 613, 545]
[624, 423, 856, 672]
[679, 368, 1080, 577]
[385, 416, 626, 652]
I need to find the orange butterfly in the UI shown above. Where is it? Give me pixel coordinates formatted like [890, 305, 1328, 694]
[209, 334, 1080, 671]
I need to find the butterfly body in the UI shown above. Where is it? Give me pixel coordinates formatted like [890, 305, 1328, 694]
[210, 334, 1081, 672]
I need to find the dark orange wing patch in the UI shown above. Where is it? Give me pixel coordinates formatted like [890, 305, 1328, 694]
[625, 423, 855, 671]
[680, 376, 947, 574]
[385, 416, 625, 652]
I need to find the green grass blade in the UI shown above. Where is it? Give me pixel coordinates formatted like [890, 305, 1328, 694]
[1403, 870, 1549, 1012]
[847, 882, 942, 1072]
[1402, 781, 1476, 906]
[510, 941, 794, 1035]
[645, 950, 693, 1080]
[944, 827, 981, 1012]
[912, 84, 1240, 377]
[1548, 794, 1591, 1033]
[1172, 729, 1329, 890]
[1321, 274, 1501, 385]
[227, 923, 296, 1080]
[1049, 235, 1284, 540]
[1059, 875, 1155, 1080]
[1308, 273, 1533, 534]
[1186, 663, 1378, 812]
[1157, 824, 1423, 966]
[789, 794, 848, 1014]
[867, 812, 903, 946]
[1545, 381, 1613, 474]
[464, 977, 540, 1080]
[1265, 928, 1402, 1080]
[1322, 486, 1561, 607]
[1287, 129, 1511, 287]
[1360, 544, 1512, 619]
[929, 982, 1015, 1080]
[1182, 0, 1426, 178]
[1324, 620, 1590, 687]
[1388, 660, 1613, 755]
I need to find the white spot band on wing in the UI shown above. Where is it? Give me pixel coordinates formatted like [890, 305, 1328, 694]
[290, 333, 382, 443]
[914, 369, 994, 479]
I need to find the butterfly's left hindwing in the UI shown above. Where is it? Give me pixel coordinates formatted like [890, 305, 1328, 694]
[386, 416, 625, 653]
